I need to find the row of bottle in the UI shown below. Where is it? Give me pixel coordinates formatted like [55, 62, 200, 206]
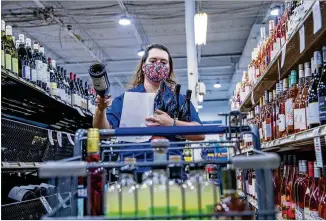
[240, 47, 326, 147]
[231, 0, 318, 110]
[1, 20, 96, 114]
[83, 128, 252, 219]
[273, 155, 326, 220]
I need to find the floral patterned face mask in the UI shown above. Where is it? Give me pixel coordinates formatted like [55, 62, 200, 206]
[142, 63, 170, 83]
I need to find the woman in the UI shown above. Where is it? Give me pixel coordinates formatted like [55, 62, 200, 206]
[93, 44, 205, 169]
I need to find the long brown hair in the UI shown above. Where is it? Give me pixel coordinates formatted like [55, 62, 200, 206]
[130, 44, 177, 89]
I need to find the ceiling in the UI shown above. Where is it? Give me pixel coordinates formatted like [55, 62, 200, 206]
[2, 0, 275, 116]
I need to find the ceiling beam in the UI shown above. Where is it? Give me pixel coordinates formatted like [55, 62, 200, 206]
[33, 0, 105, 63]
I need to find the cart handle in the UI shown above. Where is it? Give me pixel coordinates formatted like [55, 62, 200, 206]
[231, 152, 280, 169]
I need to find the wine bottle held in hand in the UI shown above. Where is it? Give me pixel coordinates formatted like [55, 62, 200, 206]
[89, 63, 110, 97]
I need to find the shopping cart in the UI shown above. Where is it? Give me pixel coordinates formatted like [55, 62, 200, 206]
[37, 112, 279, 220]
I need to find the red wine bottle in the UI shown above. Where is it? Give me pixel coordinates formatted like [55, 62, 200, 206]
[88, 63, 110, 97]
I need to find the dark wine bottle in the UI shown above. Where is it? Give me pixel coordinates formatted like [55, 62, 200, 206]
[17, 34, 29, 80]
[307, 51, 322, 128]
[88, 63, 110, 97]
[166, 84, 181, 118]
[318, 46, 326, 125]
[154, 81, 166, 112]
[178, 90, 192, 121]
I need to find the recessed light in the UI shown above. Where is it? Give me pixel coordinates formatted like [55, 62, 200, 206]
[197, 105, 203, 109]
[214, 83, 221, 89]
[137, 49, 145, 57]
[270, 6, 280, 16]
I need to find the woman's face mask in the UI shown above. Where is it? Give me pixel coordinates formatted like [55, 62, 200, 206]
[142, 62, 170, 83]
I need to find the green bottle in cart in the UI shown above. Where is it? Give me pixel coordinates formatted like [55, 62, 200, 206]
[184, 163, 221, 219]
[105, 158, 137, 219]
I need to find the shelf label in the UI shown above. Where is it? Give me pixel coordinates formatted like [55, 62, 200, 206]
[40, 196, 53, 214]
[312, 1, 322, 34]
[56, 131, 62, 147]
[314, 137, 323, 168]
[48, 130, 55, 145]
[281, 43, 287, 68]
[299, 25, 305, 53]
[66, 133, 74, 146]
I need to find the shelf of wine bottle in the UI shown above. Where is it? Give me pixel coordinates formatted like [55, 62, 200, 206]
[1, 68, 92, 133]
[241, 1, 326, 111]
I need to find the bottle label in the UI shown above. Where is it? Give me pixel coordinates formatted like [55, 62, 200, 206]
[308, 102, 320, 125]
[318, 96, 326, 122]
[23, 65, 31, 80]
[295, 206, 304, 220]
[35, 60, 42, 81]
[92, 76, 107, 91]
[285, 99, 294, 126]
[309, 211, 319, 220]
[31, 68, 37, 82]
[12, 57, 18, 74]
[264, 120, 272, 139]
[5, 53, 11, 70]
[1, 50, 4, 66]
[294, 108, 307, 130]
[304, 208, 310, 220]
[279, 114, 286, 132]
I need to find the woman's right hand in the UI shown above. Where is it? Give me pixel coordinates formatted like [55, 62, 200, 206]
[95, 95, 112, 111]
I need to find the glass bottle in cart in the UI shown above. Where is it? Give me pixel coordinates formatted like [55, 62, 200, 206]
[105, 158, 137, 218]
[87, 128, 104, 216]
[215, 168, 252, 220]
[184, 163, 221, 218]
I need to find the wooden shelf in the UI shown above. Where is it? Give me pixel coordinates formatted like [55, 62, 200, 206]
[240, 1, 326, 111]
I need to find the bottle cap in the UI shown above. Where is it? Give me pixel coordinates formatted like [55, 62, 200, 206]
[5, 25, 12, 36]
[304, 62, 311, 77]
[314, 51, 322, 68]
[298, 64, 304, 78]
[39, 45, 45, 54]
[18, 34, 24, 43]
[33, 42, 39, 50]
[25, 38, 31, 47]
[1, 20, 5, 31]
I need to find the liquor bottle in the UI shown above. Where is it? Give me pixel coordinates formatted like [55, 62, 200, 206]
[295, 160, 308, 220]
[74, 74, 82, 107]
[1, 20, 5, 68]
[284, 155, 293, 219]
[288, 155, 298, 219]
[279, 78, 288, 138]
[4, 25, 15, 73]
[318, 46, 326, 125]
[264, 91, 273, 141]
[89, 63, 110, 97]
[308, 163, 322, 219]
[304, 161, 315, 219]
[286, 70, 298, 135]
[294, 64, 305, 133]
[319, 191, 326, 219]
[79, 79, 86, 109]
[173, 84, 181, 119]
[215, 168, 252, 219]
[87, 128, 103, 216]
[307, 52, 322, 129]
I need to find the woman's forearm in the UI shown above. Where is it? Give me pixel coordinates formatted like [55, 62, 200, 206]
[92, 108, 111, 129]
[175, 120, 205, 141]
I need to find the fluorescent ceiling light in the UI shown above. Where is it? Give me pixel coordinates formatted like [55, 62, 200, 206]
[214, 83, 221, 89]
[119, 16, 131, 26]
[197, 105, 203, 109]
[137, 49, 145, 57]
[270, 6, 280, 16]
[194, 13, 208, 45]
[198, 94, 204, 103]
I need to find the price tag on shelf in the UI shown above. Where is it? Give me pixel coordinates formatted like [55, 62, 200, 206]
[66, 133, 74, 146]
[313, 127, 321, 137]
[312, 1, 322, 34]
[40, 196, 53, 214]
[299, 25, 305, 53]
[314, 137, 323, 168]
[56, 131, 62, 147]
[47, 130, 55, 145]
[56, 193, 68, 208]
[75, 106, 86, 117]
[281, 43, 287, 68]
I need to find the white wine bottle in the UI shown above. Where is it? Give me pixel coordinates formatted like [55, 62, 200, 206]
[1, 20, 5, 68]
[4, 25, 15, 72]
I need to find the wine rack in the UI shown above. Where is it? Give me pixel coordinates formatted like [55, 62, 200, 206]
[1, 68, 93, 133]
[1, 118, 74, 171]
[241, 1, 326, 111]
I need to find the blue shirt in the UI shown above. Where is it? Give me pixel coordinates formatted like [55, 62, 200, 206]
[106, 84, 202, 167]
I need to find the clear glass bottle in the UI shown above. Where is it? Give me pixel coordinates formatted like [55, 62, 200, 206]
[279, 78, 288, 138]
[286, 70, 298, 135]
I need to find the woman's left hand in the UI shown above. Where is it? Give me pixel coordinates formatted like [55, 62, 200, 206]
[145, 109, 174, 127]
